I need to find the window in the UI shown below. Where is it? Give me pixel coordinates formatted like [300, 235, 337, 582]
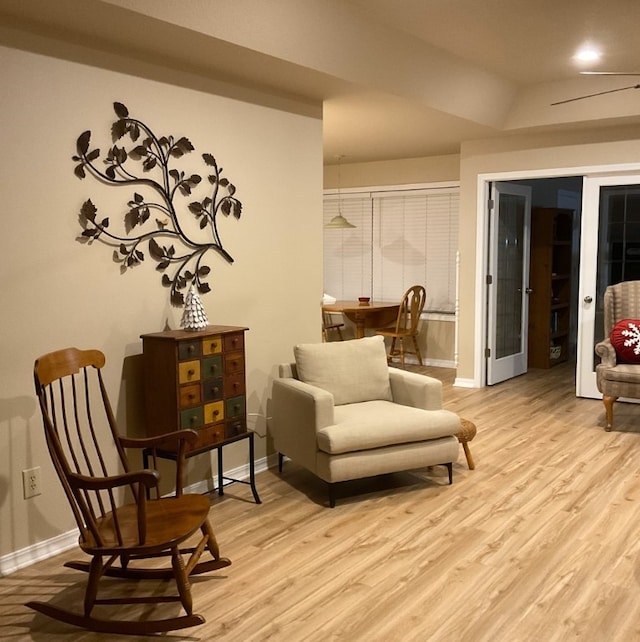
[323, 185, 459, 313]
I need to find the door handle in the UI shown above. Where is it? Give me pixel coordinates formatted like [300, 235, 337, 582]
[584, 296, 593, 303]
[525, 288, 533, 294]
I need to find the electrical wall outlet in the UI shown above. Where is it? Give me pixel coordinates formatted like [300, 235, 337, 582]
[22, 467, 41, 499]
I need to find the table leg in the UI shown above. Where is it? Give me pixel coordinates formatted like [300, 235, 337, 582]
[149, 434, 261, 503]
[217, 446, 224, 496]
[248, 432, 262, 504]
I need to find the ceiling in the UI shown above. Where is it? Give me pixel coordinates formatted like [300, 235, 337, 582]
[2, 0, 640, 165]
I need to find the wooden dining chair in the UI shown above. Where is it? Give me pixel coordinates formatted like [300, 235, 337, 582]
[375, 285, 426, 366]
[29, 347, 231, 635]
[322, 310, 345, 341]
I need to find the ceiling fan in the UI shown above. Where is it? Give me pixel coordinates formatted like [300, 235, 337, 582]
[551, 72, 640, 106]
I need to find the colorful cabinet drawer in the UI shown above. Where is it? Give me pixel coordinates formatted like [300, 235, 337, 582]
[140, 325, 248, 454]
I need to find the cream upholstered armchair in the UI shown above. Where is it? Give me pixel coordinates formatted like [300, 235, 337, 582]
[595, 280, 640, 431]
[270, 336, 460, 507]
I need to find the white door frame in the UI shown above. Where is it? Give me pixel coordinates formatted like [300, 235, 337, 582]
[472, 162, 640, 388]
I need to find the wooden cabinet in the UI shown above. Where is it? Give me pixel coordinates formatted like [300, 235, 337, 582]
[140, 325, 249, 453]
[528, 208, 573, 368]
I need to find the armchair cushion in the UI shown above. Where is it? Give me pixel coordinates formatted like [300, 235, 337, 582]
[610, 319, 640, 363]
[294, 336, 392, 406]
[317, 400, 460, 455]
[599, 363, 640, 384]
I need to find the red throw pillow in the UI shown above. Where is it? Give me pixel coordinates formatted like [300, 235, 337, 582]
[610, 319, 640, 363]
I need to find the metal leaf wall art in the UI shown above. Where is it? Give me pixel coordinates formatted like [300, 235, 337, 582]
[73, 101, 243, 305]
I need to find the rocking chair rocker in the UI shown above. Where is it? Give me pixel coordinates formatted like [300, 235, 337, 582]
[29, 347, 231, 635]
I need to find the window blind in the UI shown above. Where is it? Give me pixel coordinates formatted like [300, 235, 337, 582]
[323, 194, 372, 300]
[323, 186, 459, 313]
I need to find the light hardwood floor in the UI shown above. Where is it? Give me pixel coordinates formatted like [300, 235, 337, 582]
[4, 363, 640, 641]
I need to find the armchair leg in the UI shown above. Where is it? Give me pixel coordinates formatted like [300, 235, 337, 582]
[603, 396, 617, 432]
[445, 462, 453, 485]
[278, 452, 284, 473]
[327, 483, 336, 508]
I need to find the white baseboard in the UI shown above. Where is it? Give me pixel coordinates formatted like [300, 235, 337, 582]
[0, 529, 78, 577]
[453, 377, 478, 388]
[393, 356, 456, 368]
[0, 454, 271, 577]
[424, 358, 456, 368]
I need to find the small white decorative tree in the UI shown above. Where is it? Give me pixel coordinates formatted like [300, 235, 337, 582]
[181, 285, 209, 331]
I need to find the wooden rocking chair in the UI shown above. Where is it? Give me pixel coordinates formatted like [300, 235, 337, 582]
[29, 347, 231, 635]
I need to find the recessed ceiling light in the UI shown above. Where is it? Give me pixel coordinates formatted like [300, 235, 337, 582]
[573, 45, 602, 63]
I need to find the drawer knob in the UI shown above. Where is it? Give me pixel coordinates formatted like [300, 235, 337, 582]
[212, 386, 220, 394]
[188, 345, 195, 353]
[213, 410, 219, 416]
[188, 369, 195, 376]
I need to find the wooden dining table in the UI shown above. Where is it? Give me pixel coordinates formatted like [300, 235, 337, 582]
[322, 300, 400, 339]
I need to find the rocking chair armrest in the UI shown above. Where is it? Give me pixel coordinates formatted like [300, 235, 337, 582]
[69, 469, 160, 492]
[118, 429, 198, 450]
[120, 431, 197, 498]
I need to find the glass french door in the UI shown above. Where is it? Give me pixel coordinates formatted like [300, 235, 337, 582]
[487, 183, 532, 385]
[577, 175, 640, 398]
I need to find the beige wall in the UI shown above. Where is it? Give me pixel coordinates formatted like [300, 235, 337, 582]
[323, 153, 460, 188]
[0, 38, 323, 561]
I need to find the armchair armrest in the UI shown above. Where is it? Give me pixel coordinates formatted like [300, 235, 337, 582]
[271, 378, 334, 473]
[595, 338, 617, 368]
[388, 367, 443, 410]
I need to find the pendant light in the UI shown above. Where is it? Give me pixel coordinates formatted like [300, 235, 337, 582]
[325, 155, 356, 229]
